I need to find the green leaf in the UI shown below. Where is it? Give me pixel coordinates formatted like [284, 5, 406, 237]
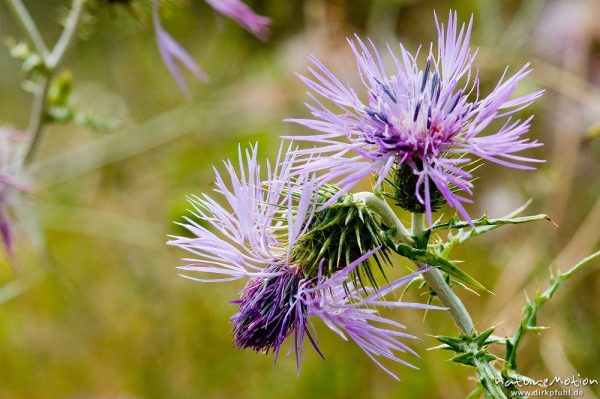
[432, 213, 551, 233]
[413, 229, 431, 250]
[451, 353, 476, 367]
[473, 327, 496, 348]
[476, 351, 500, 363]
[431, 202, 552, 256]
[388, 240, 486, 290]
[435, 335, 466, 352]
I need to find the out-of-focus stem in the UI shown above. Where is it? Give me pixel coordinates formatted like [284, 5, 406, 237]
[46, 0, 85, 70]
[506, 249, 600, 371]
[5, 0, 49, 58]
[21, 75, 50, 165]
[7, 0, 86, 167]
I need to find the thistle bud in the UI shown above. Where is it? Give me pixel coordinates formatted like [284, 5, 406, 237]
[387, 161, 446, 214]
[290, 185, 392, 288]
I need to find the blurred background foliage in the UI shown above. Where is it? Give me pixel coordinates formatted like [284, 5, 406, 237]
[0, 0, 599, 398]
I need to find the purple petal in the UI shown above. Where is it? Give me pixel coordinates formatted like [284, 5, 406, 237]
[153, 0, 208, 97]
[204, 0, 271, 41]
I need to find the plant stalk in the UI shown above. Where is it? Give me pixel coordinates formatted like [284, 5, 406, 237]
[411, 212, 475, 333]
[5, 0, 49, 58]
[411, 212, 508, 399]
[353, 192, 412, 243]
[6, 0, 86, 167]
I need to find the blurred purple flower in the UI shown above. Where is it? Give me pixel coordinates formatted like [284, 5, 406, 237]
[153, 0, 208, 97]
[153, 0, 270, 96]
[168, 145, 440, 378]
[286, 11, 543, 222]
[0, 128, 28, 267]
[204, 0, 271, 41]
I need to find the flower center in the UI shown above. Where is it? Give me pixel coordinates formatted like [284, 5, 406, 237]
[362, 59, 468, 160]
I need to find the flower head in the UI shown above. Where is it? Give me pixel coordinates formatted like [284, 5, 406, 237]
[168, 145, 440, 378]
[286, 11, 543, 222]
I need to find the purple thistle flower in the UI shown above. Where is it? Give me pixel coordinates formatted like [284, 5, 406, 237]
[286, 11, 544, 223]
[168, 144, 441, 378]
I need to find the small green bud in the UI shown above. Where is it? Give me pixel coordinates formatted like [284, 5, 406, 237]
[387, 160, 445, 213]
[7, 40, 46, 75]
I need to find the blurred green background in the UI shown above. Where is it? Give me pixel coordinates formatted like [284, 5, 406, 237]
[1, 0, 599, 398]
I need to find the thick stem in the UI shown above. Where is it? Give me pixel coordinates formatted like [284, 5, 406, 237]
[411, 212, 475, 333]
[353, 192, 411, 243]
[475, 357, 508, 399]
[356, 199, 508, 397]
[411, 212, 508, 399]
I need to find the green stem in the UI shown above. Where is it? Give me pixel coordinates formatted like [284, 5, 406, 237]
[21, 75, 50, 166]
[410, 212, 508, 399]
[353, 192, 412, 243]
[5, 0, 49, 58]
[411, 212, 475, 333]
[354, 199, 509, 397]
[475, 356, 508, 399]
[506, 249, 600, 372]
[8, 0, 87, 166]
[46, 0, 86, 70]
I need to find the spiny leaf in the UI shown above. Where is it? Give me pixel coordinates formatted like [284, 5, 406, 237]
[387, 240, 486, 290]
[432, 213, 552, 233]
[523, 325, 548, 333]
[435, 335, 466, 352]
[413, 229, 431, 250]
[451, 353, 476, 367]
[473, 327, 496, 348]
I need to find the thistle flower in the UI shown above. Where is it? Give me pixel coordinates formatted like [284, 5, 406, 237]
[168, 145, 440, 378]
[153, 0, 270, 95]
[286, 11, 543, 222]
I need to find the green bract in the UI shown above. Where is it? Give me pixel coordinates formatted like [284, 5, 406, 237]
[387, 161, 446, 214]
[289, 185, 392, 289]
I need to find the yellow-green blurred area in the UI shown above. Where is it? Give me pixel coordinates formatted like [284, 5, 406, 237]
[1, 0, 600, 398]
